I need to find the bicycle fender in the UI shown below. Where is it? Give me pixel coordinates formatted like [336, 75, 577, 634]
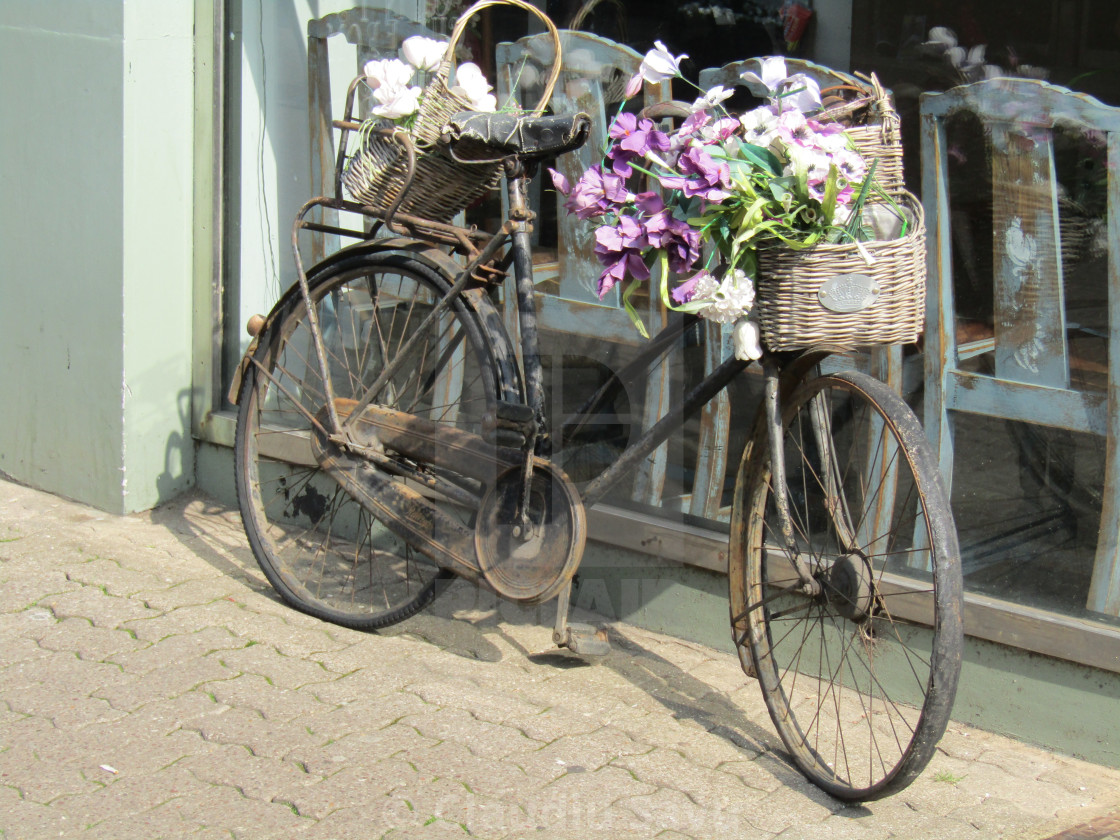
[227, 237, 521, 406]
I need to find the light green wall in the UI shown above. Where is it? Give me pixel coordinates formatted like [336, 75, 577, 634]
[0, 1, 195, 514]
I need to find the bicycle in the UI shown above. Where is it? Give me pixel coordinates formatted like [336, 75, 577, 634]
[228, 87, 963, 801]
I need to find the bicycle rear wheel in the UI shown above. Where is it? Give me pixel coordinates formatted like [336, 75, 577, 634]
[235, 251, 506, 630]
[730, 369, 962, 800]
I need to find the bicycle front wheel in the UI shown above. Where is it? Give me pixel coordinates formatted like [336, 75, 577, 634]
[235, 251, 506, 630]
[730, 369, 962, 800]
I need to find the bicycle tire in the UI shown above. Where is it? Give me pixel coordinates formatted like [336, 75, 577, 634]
[235, 250, 507, 630]
[730, 369, 962, 800]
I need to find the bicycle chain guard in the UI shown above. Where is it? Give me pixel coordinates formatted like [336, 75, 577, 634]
[475, 463, 586, 604]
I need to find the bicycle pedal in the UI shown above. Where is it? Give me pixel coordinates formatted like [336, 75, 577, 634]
[561, 622, 610, 656]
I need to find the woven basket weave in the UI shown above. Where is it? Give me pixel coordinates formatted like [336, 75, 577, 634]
[819, 73, 905, 196]
[754, 192, 926, 351]
[342, 0, 562, 222]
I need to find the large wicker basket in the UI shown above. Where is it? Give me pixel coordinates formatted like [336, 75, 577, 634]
[754, 192, 926, 351]
[342, 0, 561, 222]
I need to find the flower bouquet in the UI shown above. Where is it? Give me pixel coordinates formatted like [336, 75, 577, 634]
[551, 49, 923, 355]
[342, 0, 562, 222]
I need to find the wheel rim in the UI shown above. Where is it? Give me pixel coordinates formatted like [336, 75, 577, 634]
[237, 257, 497, 628]
[734, 372, 960, 799]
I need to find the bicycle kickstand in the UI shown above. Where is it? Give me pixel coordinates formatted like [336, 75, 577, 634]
[552, 581, 611, 655]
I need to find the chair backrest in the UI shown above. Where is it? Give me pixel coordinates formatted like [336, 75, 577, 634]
[921, 77, 1119, 423]
[307, 8, 437, 258]
[920, 77, 1120, 615]
[496, 30, 670, 307]
[699, 56, 861, 102]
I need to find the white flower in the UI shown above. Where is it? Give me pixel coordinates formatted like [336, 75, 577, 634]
[778, 73, 822, 113]
[690, 85, 733, 113]
[401, 35, 448, 71]
[450, 62, 497, 111]
[739, 106, 778, 145]
[372, 84, 422, 119]
[639, 41, 687, 84]
[732, 317, 763, 361]
[692, 269, 755, 324]
[739, 56, 790, 96]
[739, 57, 821, 113]
[363, 57, 415, 91]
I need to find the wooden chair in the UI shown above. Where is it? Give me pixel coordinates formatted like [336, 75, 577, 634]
[306, 7, 437, 260]
[921, 77, 1120, 615]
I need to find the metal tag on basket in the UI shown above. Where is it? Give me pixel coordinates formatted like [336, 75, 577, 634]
[817, 273, 880, 313]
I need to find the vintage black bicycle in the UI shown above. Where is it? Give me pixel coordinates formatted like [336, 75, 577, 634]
[228, 65, 963, 800]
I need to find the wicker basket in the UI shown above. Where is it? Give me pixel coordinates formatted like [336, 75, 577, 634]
[342, 0, 562, 222]
[818, 73, 905, 196]
[754, 192, 925, 351]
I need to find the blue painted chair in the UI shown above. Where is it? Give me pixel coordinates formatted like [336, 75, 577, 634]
[307, 8, 438, 260]
[920, 77, 1120, 615]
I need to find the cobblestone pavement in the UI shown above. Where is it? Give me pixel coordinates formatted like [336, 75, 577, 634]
[1, 476, 1119, 839]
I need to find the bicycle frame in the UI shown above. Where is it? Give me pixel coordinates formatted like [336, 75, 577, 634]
[285, 159, 823, 600]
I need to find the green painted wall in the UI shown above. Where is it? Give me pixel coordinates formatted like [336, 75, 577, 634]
[0, 1, 195, 514]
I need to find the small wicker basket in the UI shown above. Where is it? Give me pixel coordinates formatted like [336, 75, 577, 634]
[754, 192, 926, 351]
[818, 72, 905, 196]
[342, 0, 562, 222]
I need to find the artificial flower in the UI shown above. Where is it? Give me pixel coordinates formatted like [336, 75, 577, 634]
[639, 40, 688, 83]
[400, 35, 448, 71]
[372, 84, 422, 119]
[450, 62, 497, 111]
[731, 317, 763, 361]
[690, 85, 733, 113]
[739, 56, 821, 113]
[363, 58, 415, 91]
[689, 269, 756, 324]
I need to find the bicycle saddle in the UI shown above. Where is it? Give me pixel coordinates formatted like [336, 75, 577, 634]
[439, 111, 591, 162]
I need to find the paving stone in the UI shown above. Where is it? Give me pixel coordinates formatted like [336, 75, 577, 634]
[107, 626, 244, 675]
[618, 784, 770, 838]
[280, 760, 422, 819]
[213, 642, 337, 691]
[133, 577, 249, 612]
[407, 739, 546, 800]
[302, 691, 434, 743]
[511, 727, 653, 781]
[298, 797, 423, 839]
[59, 557, 173, 598]
[54, 763, 209, 826]
[387, 775, 535, 837]
[39, 584, 164, 629]
[143, 784, 313, 839]
[186, 706, 330, 760]
[616, 745, 771, 815]
[402, 706, 546, 761]
[202, 673, 327, 724]
[184, 743, 324, 803]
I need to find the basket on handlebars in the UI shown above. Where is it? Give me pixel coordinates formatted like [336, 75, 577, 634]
[342, 0, 562, 223]
[754, 192, 926, 351]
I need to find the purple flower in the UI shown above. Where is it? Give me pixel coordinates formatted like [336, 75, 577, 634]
[564, 165, 633, 219]
[548, 167, 571, 195]
[607, 113, 670, 176]
[671, 270, 708, 304]
[644, 210, 701, 273]
[593, 215, 650, 297]
[659, 144, 731, 202]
